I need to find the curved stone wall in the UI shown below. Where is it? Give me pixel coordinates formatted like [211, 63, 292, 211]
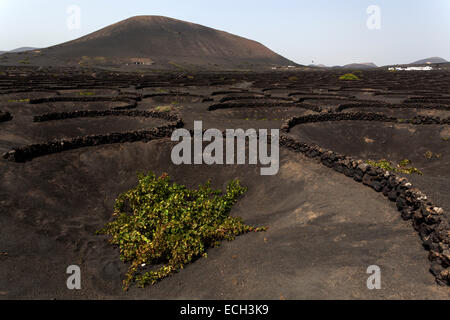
[208, 102, 322, 113]
[33, 109, 181, 123]
[3, 112, 183, 162]
[336, 103, 450, 112]
[280, 114, 450, 286]
[281, 112, 449, 132]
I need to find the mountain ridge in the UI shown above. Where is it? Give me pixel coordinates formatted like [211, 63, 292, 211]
[410, 57, 447, 65]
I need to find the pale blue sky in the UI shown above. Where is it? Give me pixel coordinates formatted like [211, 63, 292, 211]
[1, 0, 449, 66]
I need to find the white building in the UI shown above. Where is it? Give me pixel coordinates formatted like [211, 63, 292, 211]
[388, 66, 433, 71]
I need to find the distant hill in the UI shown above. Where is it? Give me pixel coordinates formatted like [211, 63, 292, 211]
[342, 62, 377, 69]
[0, 47, 38, 55]
[323, 62, 378, 70]
[410, 57, 447, 65]
[9, 47, 39, 53]
[3, 16, 296, 69]
[309, 64, 327, 68]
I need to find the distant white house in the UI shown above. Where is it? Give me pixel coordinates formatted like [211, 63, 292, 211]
[128, 58, 153, 65]
[389, 66, 433, 71]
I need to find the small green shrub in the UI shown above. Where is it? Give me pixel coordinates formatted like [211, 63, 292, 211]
[339, 73, 360, 80]
[155, 105, 172, 112]
[399, 166, 423, 175]
[8, 98, 30, 103]
[79, 91, 94, 96]
[97, 173, 266, 290]
[366, 159, 395, 171]
[366, 159, 423, 175]
[398, 159, 411, 167]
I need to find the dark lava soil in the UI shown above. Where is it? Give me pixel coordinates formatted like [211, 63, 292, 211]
[0, 66, 449, 299]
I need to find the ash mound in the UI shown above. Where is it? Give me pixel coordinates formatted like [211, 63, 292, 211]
[25, 16, 296, 69]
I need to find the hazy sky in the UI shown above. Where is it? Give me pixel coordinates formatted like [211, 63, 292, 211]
[1, 0, 449, 66]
